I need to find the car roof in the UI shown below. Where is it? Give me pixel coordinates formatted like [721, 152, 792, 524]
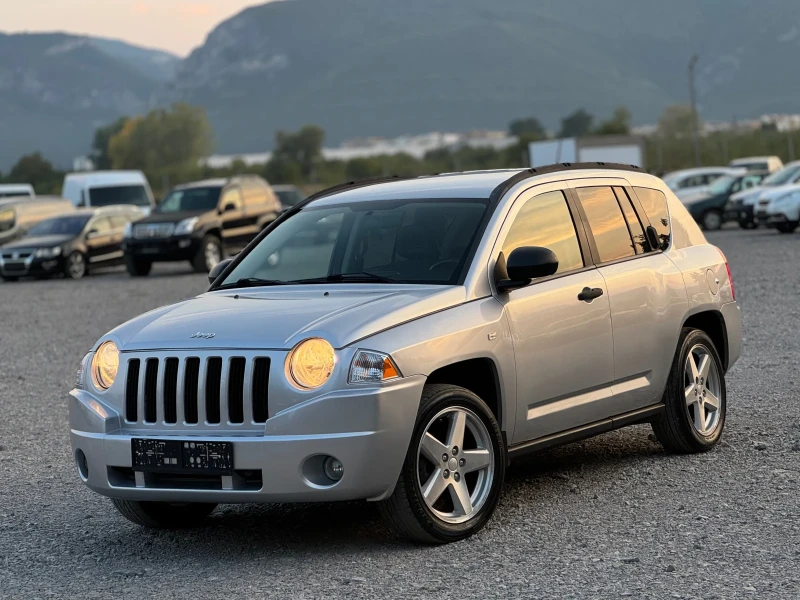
[63, 170, 148, 186]
[663, 167, 742, 178]
[175, 178, 228, 190]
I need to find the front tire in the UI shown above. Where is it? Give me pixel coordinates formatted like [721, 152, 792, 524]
[64, 251, 87, 279]
[379, 384, 506, 544]
[111, 499, 217, 528]
[652, 328, 726, 453]
[192, 235, 223, 273]
[125, 256, 152, 277]
[776, 222, 798, 234]
[702, 209, 723, 231]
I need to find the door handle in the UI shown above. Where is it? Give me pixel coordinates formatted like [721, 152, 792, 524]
[578, 287, 604, 302]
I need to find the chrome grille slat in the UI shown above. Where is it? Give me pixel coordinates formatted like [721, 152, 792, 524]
[122, 353, 270, 431]
[133, 223, 175, 239]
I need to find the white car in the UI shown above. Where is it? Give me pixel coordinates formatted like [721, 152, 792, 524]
[731, 161, 800, 228]
[0, 183, 35, 199]
[662, 167, 742, 200]
[761, 183, 800, 233]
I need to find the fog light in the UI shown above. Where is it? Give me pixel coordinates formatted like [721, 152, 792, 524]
[75, 449, 89, 481]
[323, 456, 344, 481]
[178, 239, 191, 248]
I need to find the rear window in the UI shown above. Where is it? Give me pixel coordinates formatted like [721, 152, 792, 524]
[89, 185, 150, 208]
[0, 191, 32, 199]
[634, 187, 671, 250]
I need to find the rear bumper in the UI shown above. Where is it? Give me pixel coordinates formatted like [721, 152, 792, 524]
[721, 301, 742, 372]
[69, 376, 425, 504]
[122, 236, 200, 262]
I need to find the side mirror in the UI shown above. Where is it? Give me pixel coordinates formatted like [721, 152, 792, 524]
[220, 203, 236, 214]
[208, 258, 233, 285]
[496, 246, 559, 292]
[86, 228, 99, 239]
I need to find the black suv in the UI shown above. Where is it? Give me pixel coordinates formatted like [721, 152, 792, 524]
[122, 176, 282, 276]
[0, 205, 142, 281]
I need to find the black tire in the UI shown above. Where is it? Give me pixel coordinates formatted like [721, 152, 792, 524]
[776, 222, 798, 234]
[652, 328, 726, 454]
[1, 276, 19, 282]
[192, 235, 223, 273]
[64, 251, 87, 279]
[379, 384, 506, 544]
[111, 499, 217, 528]
[701, 209, 723, 231]
[125, 256, 152, 277]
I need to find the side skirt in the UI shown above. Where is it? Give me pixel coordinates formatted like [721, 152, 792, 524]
[507, 404, 664, 459]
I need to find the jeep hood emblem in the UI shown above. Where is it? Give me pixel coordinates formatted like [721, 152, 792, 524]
[190, 332, 216, 339]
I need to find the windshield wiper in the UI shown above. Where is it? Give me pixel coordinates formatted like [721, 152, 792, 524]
[292, 272, 396, 284]
[216, 277, 290, 290]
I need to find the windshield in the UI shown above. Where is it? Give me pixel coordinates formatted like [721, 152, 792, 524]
[761, 165, 800, 186]
[708, 175, 736, 195]
[220, 199, 490, 286]
[157, 187, 222, 213]
[89, 185, 151, 207]
[27, 215, 91, 236]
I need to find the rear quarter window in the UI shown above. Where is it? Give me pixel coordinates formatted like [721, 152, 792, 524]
[633, 187, 671, 251]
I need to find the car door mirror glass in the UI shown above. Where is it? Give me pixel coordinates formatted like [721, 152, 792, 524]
[208, 258, 233, 285]
[497, 246, 559, 292]
[220, 202, 236, 214]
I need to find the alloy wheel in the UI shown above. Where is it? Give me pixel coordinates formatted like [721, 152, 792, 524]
[416, 406, 495, 524]
[684, 344, 722, 436]
[204, 241, 222, 271]
[68, 253, 86, 279]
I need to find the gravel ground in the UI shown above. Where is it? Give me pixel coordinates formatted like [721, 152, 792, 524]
[0, 230, 798, 600]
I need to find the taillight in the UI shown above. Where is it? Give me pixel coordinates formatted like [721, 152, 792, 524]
[718, 248, 735, 300]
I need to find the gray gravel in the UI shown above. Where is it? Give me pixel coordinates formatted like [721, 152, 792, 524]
[1, 231, 799, 600]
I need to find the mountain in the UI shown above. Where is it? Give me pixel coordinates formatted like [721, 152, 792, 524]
[161, 0, 800, 156]
[0, 32, 179, 170]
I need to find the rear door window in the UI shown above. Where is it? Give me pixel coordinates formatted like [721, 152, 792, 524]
[574, 187, 635, 263]
[633, 187, 671, 250]
[612, 187, 647, 254]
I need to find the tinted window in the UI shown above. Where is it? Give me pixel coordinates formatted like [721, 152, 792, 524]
[27, 215, 91, 236]
[502, 190, 583, 275]
[0, 191, 32, 198]
[275, 189, 303, 207]
[634, 187, 671, 250]
[158, 187, 221, 213]
[613, 187, 647, 254]
[89, 185, 150, 208]
[575, 187, 635, 262]
[741, 175, 763, 189]
[221, 200, 489, 286]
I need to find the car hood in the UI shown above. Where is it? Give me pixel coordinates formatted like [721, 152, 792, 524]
[675, 186, 709, 199]
[680, 190, 713, 205]
[107, 285, 466, 351]
[756, 183, 800, 202]
[136, 209, 207, 224]
[730, 187, 765, 205]
[2, 234, 73, 249]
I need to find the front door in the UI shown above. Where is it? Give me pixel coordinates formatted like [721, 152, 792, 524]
[85, 217, 116, 265]
[218, 186, 249, 251]
[494, 185, 615, 445]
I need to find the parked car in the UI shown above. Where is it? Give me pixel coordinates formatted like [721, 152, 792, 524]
[759, 182, 800, 233]
[662, 167, 742, 199]
[729, 155, 783, 173]
[62, 171, 155, 215]
[0, 196, 74, 247]
[121, 176, 282, 276]
[0, 183, 35, 199]
[0, 205, 143, 281]
[272, 184, 306, 212]
[726, 161, 800, 228]
[681, 171, 768, 230]
[70, 164, 741, 543]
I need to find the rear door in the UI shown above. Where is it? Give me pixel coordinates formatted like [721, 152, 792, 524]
[495, 183, 616, 444]
[569, 180, 687, 410]
[85, 217, 116, 265]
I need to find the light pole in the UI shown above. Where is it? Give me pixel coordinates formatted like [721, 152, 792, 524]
[688, 54, 701, 166]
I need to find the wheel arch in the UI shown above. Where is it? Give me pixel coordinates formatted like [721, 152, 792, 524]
[425, 358, 503, 433]
[682, 310, 728, 371]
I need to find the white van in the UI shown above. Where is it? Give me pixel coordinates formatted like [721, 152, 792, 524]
[61, 171, 155, 215]
[0, 184, 35, 199]
[729, 156, 784, 173]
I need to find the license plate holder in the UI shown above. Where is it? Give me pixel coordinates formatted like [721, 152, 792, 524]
[132, 439, 233, 475]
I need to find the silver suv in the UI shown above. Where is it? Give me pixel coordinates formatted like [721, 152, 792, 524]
[70, 164, 742, 543]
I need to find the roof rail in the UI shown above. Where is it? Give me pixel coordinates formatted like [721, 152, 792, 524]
[489, 162, 643, 204]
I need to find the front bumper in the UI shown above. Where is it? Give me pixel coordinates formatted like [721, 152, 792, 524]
[723, 203, 753, 224]
[122, 236, 200, 262]
[0, 255, 64, 277]
[69, 375, 425, 504]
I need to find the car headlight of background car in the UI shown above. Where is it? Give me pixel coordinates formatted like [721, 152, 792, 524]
[123, 222, 133, 238]
[773, 192, 799, 206]
[286, 338, 335, 389]
[35, 246, 62, 258]
[91, 341, 119, 391]
[349, 350, 400, 384]
[174, 217, 199, 236]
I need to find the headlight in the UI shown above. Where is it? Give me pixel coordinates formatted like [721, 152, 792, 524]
[35, 246, 62, 258]
[774, 193, 796, 204]
[91, 341, 119, 390]
[174, 217, 199, 236]
[123, 222, 132, 238]
[349, 350, 401, 384]
[286, 338, 335, 389]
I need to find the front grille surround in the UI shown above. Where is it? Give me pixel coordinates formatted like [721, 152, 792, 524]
[133, 223, 175, 239]
[121, 351, 272, 432]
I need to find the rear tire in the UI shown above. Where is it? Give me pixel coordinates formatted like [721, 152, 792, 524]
[192, 235, 223, 273]
[701, 209, 723, 231]
[379, 384, 506, 544]
[776, 222, 798, 234]
[652, 328, 726, 454]
[111, 499, 217, 528]
[125, 257, 152, 277]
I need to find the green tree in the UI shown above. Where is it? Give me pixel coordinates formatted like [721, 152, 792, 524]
[109, 103, 214, 172]
[7, 152, 61, 192]
[509, 117, 546, 139]
[91, 117, 127, 170]
[658, 105, 699, 138]
[559, 109, 594, 138]
[272, 125, 326, 179]
[594, 106, 632, 135]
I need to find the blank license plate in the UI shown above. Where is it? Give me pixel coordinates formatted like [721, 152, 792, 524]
[132, 439, 233, 474]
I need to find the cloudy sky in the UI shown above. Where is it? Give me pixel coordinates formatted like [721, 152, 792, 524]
[3, 0, 269, 55]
